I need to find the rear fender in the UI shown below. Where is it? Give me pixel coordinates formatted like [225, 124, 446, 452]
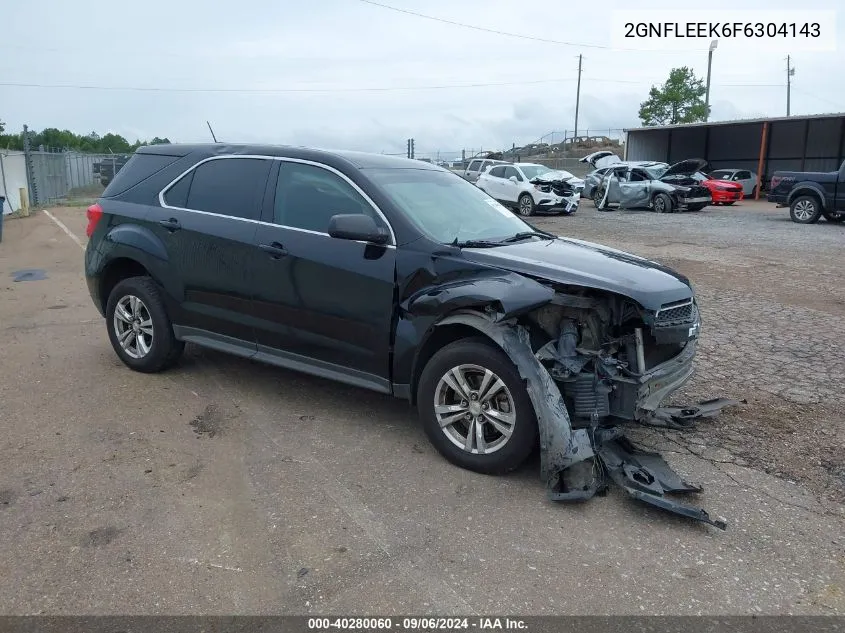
[104, 224, 168, 261]
[787, 183, 827, 208]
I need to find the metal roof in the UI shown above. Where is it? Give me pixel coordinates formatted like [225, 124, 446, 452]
[625, 112, 845, 133]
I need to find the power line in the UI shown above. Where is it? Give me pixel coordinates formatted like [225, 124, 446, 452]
[0, 79, 785, 94]
[354, 0, 694, 53]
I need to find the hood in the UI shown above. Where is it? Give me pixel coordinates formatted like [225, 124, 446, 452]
[461, 237, 693, 311]
[580, 151, 621, 170]
[531, 170, 584, 186]
[661, 158, 708, 178]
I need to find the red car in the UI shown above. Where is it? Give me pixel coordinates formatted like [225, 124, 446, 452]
[693, 172, 744, 205]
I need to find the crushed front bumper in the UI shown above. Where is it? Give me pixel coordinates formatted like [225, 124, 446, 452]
[536, 193, 580, 215]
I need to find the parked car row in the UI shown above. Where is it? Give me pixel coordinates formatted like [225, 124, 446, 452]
[578, 151, 761, 214]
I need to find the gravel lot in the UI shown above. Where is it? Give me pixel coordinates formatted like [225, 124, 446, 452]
[0, 200, 843, 615]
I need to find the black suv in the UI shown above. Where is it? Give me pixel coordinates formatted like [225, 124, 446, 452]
[84, 144, 703, 493]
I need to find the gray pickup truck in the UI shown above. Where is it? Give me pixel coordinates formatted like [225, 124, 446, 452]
[767, 160, 845, 224]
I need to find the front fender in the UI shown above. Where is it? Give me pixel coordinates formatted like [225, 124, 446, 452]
[436, 311, 595, 499]
[403, 271, 554, 321]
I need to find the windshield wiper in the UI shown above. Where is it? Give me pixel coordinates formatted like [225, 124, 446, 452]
[452, 238, 503, 248]
[501, 230, 556, 243]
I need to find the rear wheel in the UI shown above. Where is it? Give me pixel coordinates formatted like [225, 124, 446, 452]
[653, 193, 673, 214]
[417, 338, 537, 475]
[106, 276, 184, 373]
[517, 193, 535, 217]
[789, 195, 822, 224]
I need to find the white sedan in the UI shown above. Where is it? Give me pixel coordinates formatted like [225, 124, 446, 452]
[476, 163, 583, 216]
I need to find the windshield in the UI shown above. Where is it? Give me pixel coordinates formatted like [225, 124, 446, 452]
[691, 172, 709, 181]
[643, 164, 669, 179]
[367, 168, 532, 244]
[518, 165, 553, 180]
[710, 170, 733, 180]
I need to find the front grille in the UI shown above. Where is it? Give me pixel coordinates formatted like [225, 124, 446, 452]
[655, 300, 694, 326]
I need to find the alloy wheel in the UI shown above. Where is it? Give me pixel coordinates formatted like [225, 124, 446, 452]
[433, 364, 516, 455]
[793, 199, 815, 221]
[112, 295, 154, 359]
[518, 196, 533, 216]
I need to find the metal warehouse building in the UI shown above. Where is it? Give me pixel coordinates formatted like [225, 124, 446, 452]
[624, 113, 845, 196]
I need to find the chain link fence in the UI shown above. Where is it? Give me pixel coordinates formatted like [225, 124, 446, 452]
[26, 148, 117, 205]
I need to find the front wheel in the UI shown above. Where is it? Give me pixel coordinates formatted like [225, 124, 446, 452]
[106, 276, 184, 373]
[789, 195, 822, 224]
[417, 338, 538, 475]
[653, 193, 673, 213]
[517, 193, 535, 216]
[723, 201, 736, 206]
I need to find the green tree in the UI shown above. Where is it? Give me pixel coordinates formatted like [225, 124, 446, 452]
[638, 67, 707, 126]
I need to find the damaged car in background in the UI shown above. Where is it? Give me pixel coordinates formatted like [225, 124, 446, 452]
[475, 162, 583, 216]
[85, 144, 737, 530]
[582, 152, 712, 213]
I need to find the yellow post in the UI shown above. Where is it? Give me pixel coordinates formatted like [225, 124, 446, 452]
[19, 187, 29, 216]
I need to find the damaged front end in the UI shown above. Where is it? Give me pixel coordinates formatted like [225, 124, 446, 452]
[436, 287, 738, 529]
[528, 176, 581, 214]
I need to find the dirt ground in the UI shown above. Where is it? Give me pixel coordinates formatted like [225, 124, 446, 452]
[0, 200, 843, 615]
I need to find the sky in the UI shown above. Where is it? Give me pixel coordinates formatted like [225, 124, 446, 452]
[1, 0, 842, 161]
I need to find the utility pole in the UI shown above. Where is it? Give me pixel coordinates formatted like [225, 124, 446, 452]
[410, 138, 415, 159]
[786, 55, 795, 116]
[705, 40, 718, 121]
[573, 54, 582, 139]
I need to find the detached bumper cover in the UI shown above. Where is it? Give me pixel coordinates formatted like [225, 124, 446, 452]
[536, 194, 580, 214]
[437, 311, 740, 530]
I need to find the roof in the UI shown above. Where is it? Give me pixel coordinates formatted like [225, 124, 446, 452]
[625, 111, 845, 133]
[136, 143, 442, 170]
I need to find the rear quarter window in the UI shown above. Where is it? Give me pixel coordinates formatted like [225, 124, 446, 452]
[102, 153, 181, 197]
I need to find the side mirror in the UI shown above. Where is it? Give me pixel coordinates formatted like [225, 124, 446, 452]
[328, 214, 389, 244]
[508, 176, 518, 182]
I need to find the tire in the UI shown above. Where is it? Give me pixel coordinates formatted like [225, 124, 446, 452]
[517, 193, 535, 217]
[653, 193, 673, 214]
[750, 186, 757, 198]
[417, 338, 538, 475]
[789, 195, 822, 224]
[723, 201, 736, 206]
[593, 185, 609, 210]
[688, 203, 707, 211]
[105, 276, 184, 373]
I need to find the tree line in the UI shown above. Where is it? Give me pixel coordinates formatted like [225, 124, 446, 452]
[0, 119, 171, 153]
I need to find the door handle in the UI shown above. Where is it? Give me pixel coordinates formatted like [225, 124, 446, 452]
[259, 242, 288, 259]
[159, 218, 181, 231]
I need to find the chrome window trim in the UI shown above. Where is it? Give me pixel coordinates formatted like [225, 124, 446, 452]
[157, 154, 397, 246]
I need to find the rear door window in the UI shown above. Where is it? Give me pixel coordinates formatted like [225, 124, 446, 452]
[179, 157, 272, 220]
[489, 166, 506, 178]
[467, 160, 482, 172]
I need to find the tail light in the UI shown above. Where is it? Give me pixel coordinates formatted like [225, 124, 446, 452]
[86, 203, 103, 237]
